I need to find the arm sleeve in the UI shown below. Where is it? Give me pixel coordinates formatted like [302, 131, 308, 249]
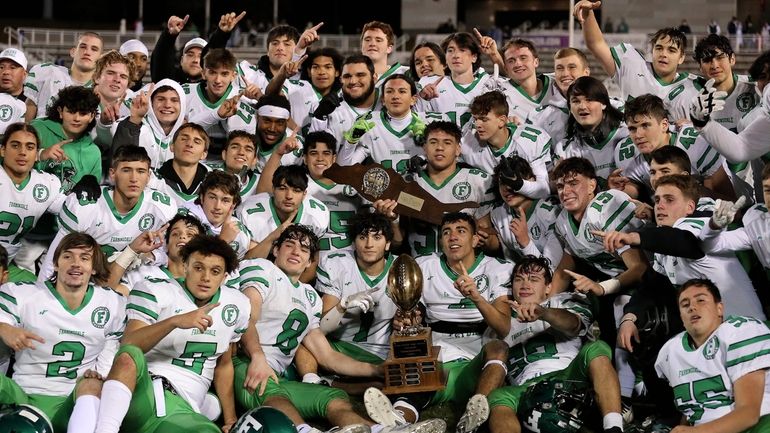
[516, 157, 551, 199]
[111, 117, 142, 148]
[700, 115, 770, 162]
[336, 140, 369, 166]
[637, 226, 705, 259]
[150, 30, 181, 83]
[700, 228, 752, 254]
[201, 28, 230, 60]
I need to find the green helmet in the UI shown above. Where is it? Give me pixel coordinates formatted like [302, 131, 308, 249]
[517, 379, 595, 433]
[0, 404, 54, 433]
[231, 406, 296, 433]
[625, 416, 673, 433]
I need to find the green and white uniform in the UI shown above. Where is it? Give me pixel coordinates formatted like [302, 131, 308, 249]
[337, 110, 430, 173]
[183, 203, 253, 259]
[201, 162, 261, 201]
[418, 253, 512, 362]
[553, 189, 643, 278]
[0, 281, 125, 432]
[0, 93, 26, 134]
[283, 79, 322, 134]
[652, 217, 765, 319]
[124, 278, 250, 417]
[0, 168, 65, 259]
[498, 73, 561, 121]
[409, 167, 496, 256]
[254, 131, 304, 173]
[502, 293, 593, 385]
[40, 187, 178, 280]
[461, 123, 552, 198]
[236, 192, 329, 243]
[316, 252, 396, 361]
[182, 82, 257, 137]
[490, 199, 562, 266]
[374, 63, 409, 89]
[309, 100, 374, 147]
[609, 43, 700, 121]
[555, 125, 629, 182]
[418, 71, 489, 130]
[527, 103, 570, 150]
[614, 126, 724, 192]
[306, 178, 365, 254]
[24, 63, 87, 120]
[655, 316, 770, 428]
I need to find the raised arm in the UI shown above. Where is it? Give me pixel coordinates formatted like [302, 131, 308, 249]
[573, 0, 617, 77]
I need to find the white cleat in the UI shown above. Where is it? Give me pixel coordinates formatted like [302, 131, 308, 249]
[455, 394, 490, 433]
[364, 388, 406, 427]
[379, 419, 447, 433]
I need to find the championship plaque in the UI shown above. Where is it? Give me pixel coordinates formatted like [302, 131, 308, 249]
[323, 163, 479, 226]
[381, 254, 444, 394]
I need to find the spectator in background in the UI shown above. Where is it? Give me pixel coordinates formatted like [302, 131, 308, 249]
[604, 17, 614, 33]
[728, 16, 739, 36]
[678, 19, 692, 34]
[616, 18, 629, 33]
[708, 18, 721, 35]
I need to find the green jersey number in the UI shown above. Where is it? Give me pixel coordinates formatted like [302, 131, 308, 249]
[381, 159, 409, 174]
[672, 375, 731, 423]
[507, 336, 558, 378]
[353, 311, 375, 342]
[589, 191, 614, 212]
[46, 341, 86, 379]
[678, 127, 699, 149]
[519, 126, 543, 143]
[171, 341, 219, 375]
[319, 211, 356, 251]
[0, 212, 35, 244]
[411, 225, 438, 256]
[275, 309, 309, 355]
[445, 111, 473, 129]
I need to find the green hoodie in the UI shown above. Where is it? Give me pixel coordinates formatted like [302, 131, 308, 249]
[31, 118, 102, 193]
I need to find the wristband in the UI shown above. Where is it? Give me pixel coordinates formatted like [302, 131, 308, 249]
[620, 317, 636, 326]
[113, 245, 139, 269]
[599, 278, 621, 295]
[391, 215, 400, 225]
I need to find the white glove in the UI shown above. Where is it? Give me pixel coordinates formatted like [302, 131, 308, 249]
[690, 78, 727, 126]
[481, 64, 507, 93]
[339, 289, 376, 313]
[712, 196, 746, 229]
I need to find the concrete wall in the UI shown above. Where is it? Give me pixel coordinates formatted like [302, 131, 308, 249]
[601, 0, 737, 33]
[401, 0, 458, 31]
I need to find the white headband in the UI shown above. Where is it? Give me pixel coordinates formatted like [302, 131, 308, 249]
[257, 105, 290, 120]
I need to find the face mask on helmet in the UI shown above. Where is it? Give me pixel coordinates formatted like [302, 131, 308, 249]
[518, 379, 597, 433]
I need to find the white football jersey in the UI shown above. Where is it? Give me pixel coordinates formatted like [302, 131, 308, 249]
[40, 187, 178, 280]
[284, 79, 322, 133]
[502, 292, 593, 385]
[527, 104, 570, 149]
[374, 63, 410, 89]
[704, 74, 759, 133]
[460, 124, 553, 176]
[0, 168, 65, 258]
[0, 94, 26, 134]
[615, 126, 724, 191]
[609, 43, 700, 121]
[236, 192, 329, 243]
[183, 203, 253, 259]
[656, 317, 770, 425]
[121, 265, 177, 292]
[498, 73, 561, 121]
[743, 204, 770, 268]
[316, 252, 397, 359]
[418, 253, 512, 362]
[309, 100, 375, 147]
[409, 167, 496, 256]
[652, 217, 765, 319]
[182, 82, 256, 138]
[127, 277, 250, 412]
[490, 199, 562, 267]
[0, 281, 125, 396]
[556, 125, 630, 182]
[24, 63, 85, 119]
[202, 162, 262, 201]
[306, 178, 365, 253]
[235, 60, 270, 94]
[419, 71, 490, 130]
[254, 132, 303, 173]
[236, 259, 322, 374]
[553, 189, 643, 277]
[337, 111, 430, 173]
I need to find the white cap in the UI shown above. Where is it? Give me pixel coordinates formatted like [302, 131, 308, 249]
[119, 39, 149, 57]
[183, 37, 207, 53]
[0, 48, 27, 70]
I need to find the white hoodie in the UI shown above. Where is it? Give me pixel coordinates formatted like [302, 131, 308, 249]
[137, 79, 188, 168]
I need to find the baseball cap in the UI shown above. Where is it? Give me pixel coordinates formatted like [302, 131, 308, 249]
[119, 39, 149, 57]
[0, 48, 28, 70]
[183, 37, 207, 53]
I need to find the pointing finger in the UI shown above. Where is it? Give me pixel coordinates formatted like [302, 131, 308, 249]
[473, 28, 483, 40]
[311, 22, 324, 31]
[458, 261, 469, 276]
[590, 229, 606, 238]
[182, 15, 190, 26]
[562, 269, 582, 280]
[202, 302, 221, 313]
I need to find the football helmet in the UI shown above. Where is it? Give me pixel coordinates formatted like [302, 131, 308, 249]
[231, 406, 296, 433]
[0, 404, 54, 433]
[518, 379, 595, 433]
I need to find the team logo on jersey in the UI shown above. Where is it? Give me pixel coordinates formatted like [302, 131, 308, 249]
[343, 185, 357, 197]
[305, 288, 318, 305]
[91, 307, 111, 329]
[702, 335, 720, 360]
[0, 105, 12, 121]
[452, 182, 472, 200]
[138, 213, 156, 230]
[221, 304, 240, 326]
[474, 274, 490, 294]
[362, 167, 390, 198]
[736, 92, 757, 113]
[32, 184, 50, 203]
[530, 225, 541, 240]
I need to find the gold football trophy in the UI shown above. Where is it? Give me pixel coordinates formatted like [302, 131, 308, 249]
[381, 254, 444, 394]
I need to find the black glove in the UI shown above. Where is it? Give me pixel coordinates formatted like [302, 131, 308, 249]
[499, 156, 524, 191]
[71, 175, 102, 202]
[406, 155, 426, 176]
[313, 91, 341, 120]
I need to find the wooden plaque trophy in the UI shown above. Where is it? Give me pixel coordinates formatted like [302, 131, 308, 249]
[323, 162, 478, 225]
[381, 254, 444, 394]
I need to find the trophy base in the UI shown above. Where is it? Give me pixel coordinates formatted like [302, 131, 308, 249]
[381, 346, 445, 395]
